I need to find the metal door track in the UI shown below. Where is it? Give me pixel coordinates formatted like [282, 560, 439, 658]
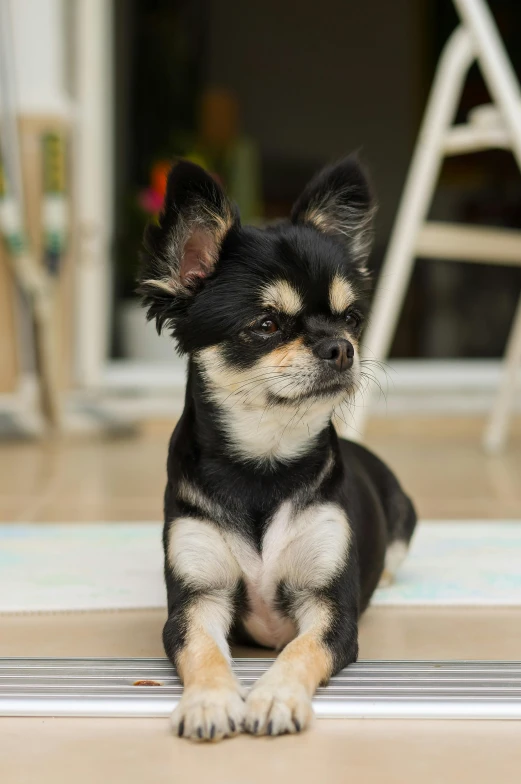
[1, 658, 521, 719]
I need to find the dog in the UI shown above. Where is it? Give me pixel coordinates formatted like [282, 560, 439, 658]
[139, 156, 416, 741]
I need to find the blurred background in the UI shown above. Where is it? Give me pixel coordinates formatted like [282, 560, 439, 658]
[1, 3, 521, 776]
[0, 0, 520, 517]
[1, 0, 521, 432]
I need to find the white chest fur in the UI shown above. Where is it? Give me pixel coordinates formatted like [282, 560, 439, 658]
[168, 500, 351, 650]
[218, 400, 335, 464]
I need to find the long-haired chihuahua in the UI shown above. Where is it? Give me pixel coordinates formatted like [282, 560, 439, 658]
[139, 157, 416, 741]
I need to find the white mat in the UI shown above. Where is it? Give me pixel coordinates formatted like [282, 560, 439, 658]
[1, 521, 521, 613]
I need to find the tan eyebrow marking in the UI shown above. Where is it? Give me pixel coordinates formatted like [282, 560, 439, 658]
[261, 280, 303, 316]
[329, 275, 355, 314]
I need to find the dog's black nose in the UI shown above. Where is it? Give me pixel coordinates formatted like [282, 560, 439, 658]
[313, 338, 354, 372]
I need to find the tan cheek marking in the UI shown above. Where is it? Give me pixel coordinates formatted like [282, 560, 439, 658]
[195, 346, 246, 393]
[177, 628, 236, 691]
[264, 337, 308, 370]
[329, 275, 355, 314]
[261, 280, 303, 316]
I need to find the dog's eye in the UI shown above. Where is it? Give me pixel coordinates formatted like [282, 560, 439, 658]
[345, 310, 362, 329]
[253, 317, 279, 335]
[259, 318, 278, 334]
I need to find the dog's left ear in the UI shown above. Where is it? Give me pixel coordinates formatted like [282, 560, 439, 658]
[290, 156, 375, 275]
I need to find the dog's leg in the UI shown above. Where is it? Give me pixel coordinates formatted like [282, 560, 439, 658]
[166, 596, 245, 741]
[165, 518, 245, 741]
[245, 596, 357, 736]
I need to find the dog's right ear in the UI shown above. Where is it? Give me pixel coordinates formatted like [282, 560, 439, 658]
[138, 160, 237, 334]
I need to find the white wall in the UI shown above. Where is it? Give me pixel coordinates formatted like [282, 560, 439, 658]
[9, 0, 70, 115]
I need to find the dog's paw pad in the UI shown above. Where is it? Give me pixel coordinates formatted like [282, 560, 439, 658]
[171, 686, 246, 742]
[245, 683, 313, 736]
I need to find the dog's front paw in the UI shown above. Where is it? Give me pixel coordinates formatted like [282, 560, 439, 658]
[171, 686, 246, 742]
[245, 681, 313, 736]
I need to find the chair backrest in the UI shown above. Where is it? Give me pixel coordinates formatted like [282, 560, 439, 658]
[453, 0, 521, 161]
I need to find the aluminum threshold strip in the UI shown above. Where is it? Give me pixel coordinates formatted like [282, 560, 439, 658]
[1, 658, 521, 720]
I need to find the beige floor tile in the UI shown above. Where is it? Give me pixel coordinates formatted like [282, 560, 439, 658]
[1, 716, 520, 784]
[0, 432, 167, 522]
[2, 606, 521, 661]
[1, 415, 520, 522]
[365, 415, 521, 520]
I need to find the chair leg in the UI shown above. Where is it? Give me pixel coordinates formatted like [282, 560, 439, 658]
[454, 0, 521, 168]
[483, 292, 521, 453]
[455, 0, 521, 452]
[342, 26, 476, 439]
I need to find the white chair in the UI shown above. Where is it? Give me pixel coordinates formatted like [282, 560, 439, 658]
[349, 0, 521, 452]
